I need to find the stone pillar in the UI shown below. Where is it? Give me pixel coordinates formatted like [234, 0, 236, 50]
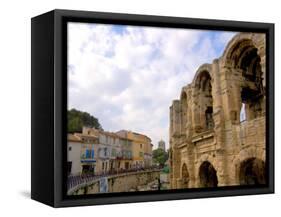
[220, 66, 236, 123]
[218, 62, 240, 185]
[212, 59, 222, 112]
[258, 37, 266, 116]
[211, 59, 224, 149]
[220, 66, 243, 125]
[191, 87, 202, 133]
[215, 151, 229, 186]
[187, 149, 196, 188]
[172, 148, 181, 188]
[171, 100, 181, 137]
[186, 99, 193, 138]
[231, 68, 243, 124]
[255, 34, 266, 90]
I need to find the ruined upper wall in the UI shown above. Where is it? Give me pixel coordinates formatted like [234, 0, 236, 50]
[170, 33, 266, 142]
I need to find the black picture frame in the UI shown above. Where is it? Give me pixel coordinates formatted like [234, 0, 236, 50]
[31, 9, 274, 207]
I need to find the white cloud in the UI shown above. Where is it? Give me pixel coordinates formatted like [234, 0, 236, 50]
[67, 22, 236, 148]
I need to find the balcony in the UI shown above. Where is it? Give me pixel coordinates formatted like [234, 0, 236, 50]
[80, 158, 96, 163]
[80, 155, 96, 163]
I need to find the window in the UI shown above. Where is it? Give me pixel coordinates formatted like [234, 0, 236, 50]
[91, 149, 95, 158]
[128, 151, 132, 159]
[85, 149, 91, 158]
[140, 144, 143, 149]
[205, 106, 214, 129]
[112, 149, 116, 157]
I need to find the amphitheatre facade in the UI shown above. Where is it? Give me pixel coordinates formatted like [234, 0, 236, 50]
[169, 33, 266, 188]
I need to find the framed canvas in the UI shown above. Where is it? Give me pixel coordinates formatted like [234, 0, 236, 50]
[31, 9, 274, 207]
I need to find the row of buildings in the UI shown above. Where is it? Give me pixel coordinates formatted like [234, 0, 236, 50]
[67, 127, 153, 176]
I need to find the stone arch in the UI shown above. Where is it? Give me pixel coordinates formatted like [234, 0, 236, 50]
[221, 33, 265, 69]
[197, 153, 219, 171]
[198, 161, 218, 188]
[180, 89, 188, 101]
[196, 153, 221, 187]
[192, 64, 214, 132]
[192, 64, 213, 85]
[239, 157, 266, 185]
[221, 33, 266, 123]
[181, 163, 189, 188]
[232, 147, 266, 184]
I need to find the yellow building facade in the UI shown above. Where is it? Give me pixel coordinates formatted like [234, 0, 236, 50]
[116, 130, 153, 168]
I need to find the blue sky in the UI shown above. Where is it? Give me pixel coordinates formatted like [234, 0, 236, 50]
[67, 22, 237, 148]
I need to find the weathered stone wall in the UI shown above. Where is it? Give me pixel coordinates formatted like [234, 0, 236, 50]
[169, 33, 266, 189]
[71, 170, 160, 195]
[108, 171, 159, 192]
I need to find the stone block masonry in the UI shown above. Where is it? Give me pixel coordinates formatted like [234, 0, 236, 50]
[169, 33, 266, 189]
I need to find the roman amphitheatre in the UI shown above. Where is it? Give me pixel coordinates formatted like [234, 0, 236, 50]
[169, 33, 266, 188]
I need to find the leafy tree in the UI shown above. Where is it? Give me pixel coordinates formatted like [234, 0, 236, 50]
[68, 108, 103, 133]
[152, 148, 168, 167]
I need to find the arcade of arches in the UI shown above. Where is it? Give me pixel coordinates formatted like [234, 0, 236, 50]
[169, 33, 266, 189]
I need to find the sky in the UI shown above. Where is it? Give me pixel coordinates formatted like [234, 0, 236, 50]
[67, 22, 237, 149]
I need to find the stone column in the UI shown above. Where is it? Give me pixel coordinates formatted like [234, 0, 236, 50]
[220, 66, 236, 123]
[211, 59, 224, 149]
[218, 62, 242, 185]
[191, 87, 202, 133]
[187, 148, 196, 188]
[170, 147, 181, 189]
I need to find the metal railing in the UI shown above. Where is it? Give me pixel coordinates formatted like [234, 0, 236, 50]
[67, 166, 162, 192]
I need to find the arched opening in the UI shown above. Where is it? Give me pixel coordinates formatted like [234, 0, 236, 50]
[199, 161, 218, 187]
[239, 158, 266, 185]
[195, 71, 214, 132]
[181, 163, 189, 188]
[229, 39, 265, 122]
[240, 103, 246, 122]
[180, 91, 188, 135]
[205, 107, 214, 129]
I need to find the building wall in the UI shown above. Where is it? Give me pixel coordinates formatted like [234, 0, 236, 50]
[67, 141, 82, 175]
[77, 128, 153, 173]
[80, 143, 97, 174]
[125, 131, 152, 168]
[74, 133, 99, 174]
[82, 127, 134, 172]
[169, 33, 266, 189]
[119, 137, 133, 169]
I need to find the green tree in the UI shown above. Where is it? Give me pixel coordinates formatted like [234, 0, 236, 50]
[152, 148, 168, 167]
[68, 108, 103, 133]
